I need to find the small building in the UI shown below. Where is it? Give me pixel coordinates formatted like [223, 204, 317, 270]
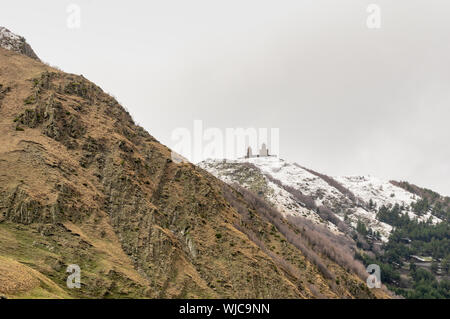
[259, 143, 269, 156]
[246, 146, 253, 158]
[244, 144, 275, 159]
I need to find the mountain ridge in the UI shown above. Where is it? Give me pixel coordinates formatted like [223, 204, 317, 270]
[199, 155, 449, 298]
[0, 27, 39, 61]
[0, 42, 387, 298]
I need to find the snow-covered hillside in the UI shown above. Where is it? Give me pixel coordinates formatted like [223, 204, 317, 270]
[200, 156, 443, 242]
[335, 175, 416, 209]
[0, 27, 39, 60]
[335, 175, 442, 225]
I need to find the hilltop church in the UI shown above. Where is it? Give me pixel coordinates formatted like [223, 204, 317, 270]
[244, 143, 275, 159]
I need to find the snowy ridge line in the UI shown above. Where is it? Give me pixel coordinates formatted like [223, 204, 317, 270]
[198, 158, 342, 234]
[0, 26, 39, 60]
[263, 172, 342, 234]
[390, 180, 450, 204]
[293, 163, 363, 205]
[237, 157, 351, 209]
[334, 175, 419, 209]
[264, 172, 317, 211]
[334, 175, 441, 225]
[199, 156, 443, 243]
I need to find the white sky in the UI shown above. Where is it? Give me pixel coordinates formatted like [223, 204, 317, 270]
[2, 0, 449, 195]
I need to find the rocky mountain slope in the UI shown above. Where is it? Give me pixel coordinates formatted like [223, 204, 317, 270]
[0, 27, 39, 61]
[200, 157, 443, 243]
[199, 156, 449, 298]
[0, 37, 388, 298]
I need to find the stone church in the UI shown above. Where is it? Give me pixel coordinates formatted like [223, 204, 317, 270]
[245, 143, 272, 158]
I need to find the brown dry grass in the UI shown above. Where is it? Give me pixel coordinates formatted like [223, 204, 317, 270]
[0, 256, 69, 298]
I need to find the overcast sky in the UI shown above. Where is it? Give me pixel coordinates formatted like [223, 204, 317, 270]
[2, 0, 449, 195]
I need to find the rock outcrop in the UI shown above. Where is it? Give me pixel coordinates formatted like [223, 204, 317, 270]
[0, 27, 39, 61]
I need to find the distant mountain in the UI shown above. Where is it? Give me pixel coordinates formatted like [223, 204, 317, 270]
[199, 156, 450, 298]
[0, 30, 389, 299]
[200, 156, 449, 298]
[0, 27, 39, 61]
[200, 157, 442, 241]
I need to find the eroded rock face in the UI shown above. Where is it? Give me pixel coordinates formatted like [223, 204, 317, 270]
[0, 27, 39, 61]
